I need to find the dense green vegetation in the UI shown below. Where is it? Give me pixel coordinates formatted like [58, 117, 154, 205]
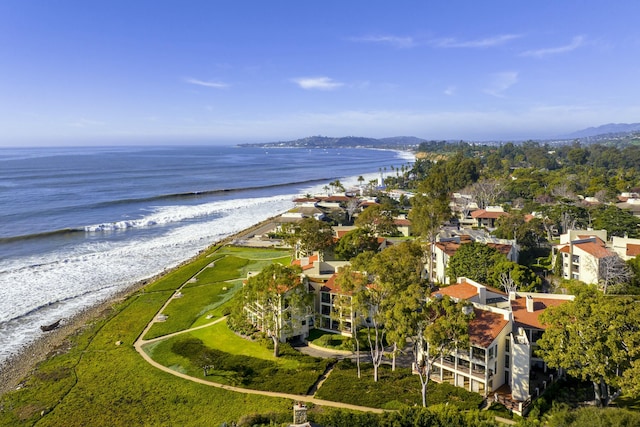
[316, 359, 483, 410]
[309, 405, 499, 427]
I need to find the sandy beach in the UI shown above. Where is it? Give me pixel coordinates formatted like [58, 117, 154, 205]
[0, 216, 280, 397]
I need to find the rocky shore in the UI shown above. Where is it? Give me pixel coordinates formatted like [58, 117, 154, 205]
[0, 216, 281, 397]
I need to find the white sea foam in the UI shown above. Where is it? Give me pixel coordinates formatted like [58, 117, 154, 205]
[0, 194, 294, 364]
[0, 168, 405, 364]
[83, 194, 292, 233]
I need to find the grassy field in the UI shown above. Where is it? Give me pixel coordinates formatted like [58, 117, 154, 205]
[0, 246, 293, 426]
[143, 248, 291, 340]
[315, 359, 484, 410]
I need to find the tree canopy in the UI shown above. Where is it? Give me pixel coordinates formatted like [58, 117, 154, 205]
[285, 217, 335, 257]
[415, 294, 473, 407]
[354, 204, 398, 236]
[334, 227, 380, 261]
[242, 263, 309, 357]
[446, 242, 506, 284]
[337, 241, 426, 381]
[537, 288, 640, 406]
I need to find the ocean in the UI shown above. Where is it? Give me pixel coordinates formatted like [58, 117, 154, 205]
[0, 144, 412, 365]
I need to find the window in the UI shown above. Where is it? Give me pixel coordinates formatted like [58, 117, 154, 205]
[321, 292, 330, 303]
[321, 305, 330, 316]
[505, 354, 510, 369]
[472, 346, 486, 360]
[488, 346, 494, 359]
[505, 338, 510, 353]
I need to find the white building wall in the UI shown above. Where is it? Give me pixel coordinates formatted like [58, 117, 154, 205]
[611, 236, 640, 261]
[433, 246, 450, 284]
[574, 246, 600, 285]
[510, 328, 531, 401]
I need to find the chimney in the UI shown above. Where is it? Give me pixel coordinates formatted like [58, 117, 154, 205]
[477, 285, 486, 305]
[293, 402, 307, 424]
[509, 291, 517, 301]
[526, 295, 534, 313]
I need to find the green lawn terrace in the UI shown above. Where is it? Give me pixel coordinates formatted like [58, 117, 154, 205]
[143, 246, 291, 340]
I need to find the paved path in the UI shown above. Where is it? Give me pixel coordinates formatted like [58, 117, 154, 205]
[132, 250, 515, 422]
[134, 322, 383, 413]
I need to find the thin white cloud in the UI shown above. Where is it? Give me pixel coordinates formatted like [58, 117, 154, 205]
[520, 35, 585, 58]
[444, 86, 456, 96]
[349, 35, 416, 48]
[292, 76, 344, 90]
[484, 71, 519, 97]
[184, 77, 229, 89]
[434, 34, 521, 48]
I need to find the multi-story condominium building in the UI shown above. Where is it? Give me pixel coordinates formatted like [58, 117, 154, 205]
[243, 272, 314, 343]
[553, 230, 617, 284]
[418, 278, 574, 414]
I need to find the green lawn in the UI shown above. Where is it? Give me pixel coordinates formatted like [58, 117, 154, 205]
[190, 255, 251, 284]
[144, 320, 331, 395]
[143, 280, 242, 340]
[144, 248, 291, 340]
[0, 280, 290, 427]
[191, 319, 297, 365]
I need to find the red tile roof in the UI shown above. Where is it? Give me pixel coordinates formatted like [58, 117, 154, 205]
[577, 235, 606, 246]
[336, 229, 351, 238]
[487, 243, 513, 256]
[394, 218, 412, 226]
[433, 281, 478, 301]
[435, 241, 461, 256]
[627, 244, 640, 257]
[511, 296, 568, 330]
[574, 241, 612, 259]
[324, 195, 352, 202]
[320, 273, 341, 293]
[470, 308, 509, 348]
[320, 273, 360, 295]
[471, 209, 508, 219]
[292, 254, 319, 270]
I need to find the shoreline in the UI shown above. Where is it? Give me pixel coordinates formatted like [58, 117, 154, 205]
[0, 215, 282, 397]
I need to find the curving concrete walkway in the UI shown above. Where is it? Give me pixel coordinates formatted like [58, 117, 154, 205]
[133, 318, 383, 413]
[132, 250, 512, 422]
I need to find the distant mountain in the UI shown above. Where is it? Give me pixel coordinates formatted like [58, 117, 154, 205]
[239, 135, 426, 149]
[561, 123, 640, 139]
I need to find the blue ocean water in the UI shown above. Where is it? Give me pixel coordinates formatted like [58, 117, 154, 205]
[0, 144, 412, 365]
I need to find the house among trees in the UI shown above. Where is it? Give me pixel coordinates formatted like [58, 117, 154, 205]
[553, 230, 616, 284]
[611, 235, 640, 261]
[470, 206, 508, 229]
[242, 266, 314, 348]
[393, 215, 412, 237]
[418, 278, 574, 415]
[617, 193, 640, 218]
[292, 253, 355, 334]
[430, 230, 518, 284]
[312, 273, 357, 334]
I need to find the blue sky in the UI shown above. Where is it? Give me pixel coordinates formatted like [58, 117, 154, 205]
[1, 1, 640, 146]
